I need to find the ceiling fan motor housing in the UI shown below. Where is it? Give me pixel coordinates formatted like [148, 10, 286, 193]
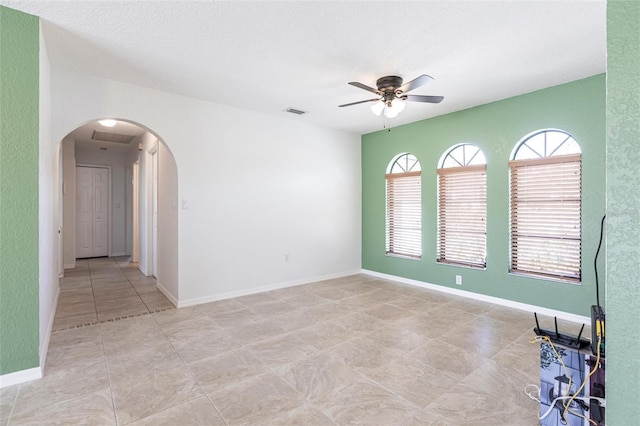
[376, 76, 403, 93]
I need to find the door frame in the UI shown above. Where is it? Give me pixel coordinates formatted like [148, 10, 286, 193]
[132, 161, 140, 263]
[150, 145, 158, 278]
[76, 163, 112, 257]
[58, 144, 64, 276]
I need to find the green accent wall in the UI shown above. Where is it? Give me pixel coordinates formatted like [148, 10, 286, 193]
[606, 1, 640, 422]
[0, 6, 40, 375]
[362, 75, 605, 316]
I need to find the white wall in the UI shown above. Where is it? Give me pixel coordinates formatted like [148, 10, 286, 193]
[157, 141, 179, 301]
[38, 25, 58, 369]
[75, 146, 130, 256]
[62, 138, 76, 267]
[50, 68, 361, 305]
[133, 131, 179, 302]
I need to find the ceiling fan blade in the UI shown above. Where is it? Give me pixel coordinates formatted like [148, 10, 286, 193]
[398, 74, 434, 93]
[339, 98, 380, 107]
[348, 81, 381, 95]
[404, 94, 444, 104]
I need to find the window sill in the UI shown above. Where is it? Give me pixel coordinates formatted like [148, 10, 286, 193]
[386, 253, 421, 261]
[437, 260, 486, 271]
[509, 271, 581, 285]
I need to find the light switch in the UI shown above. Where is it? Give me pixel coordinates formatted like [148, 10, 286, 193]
[182, 199, 189, 210]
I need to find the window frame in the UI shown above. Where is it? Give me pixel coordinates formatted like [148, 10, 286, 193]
[509, 130, 582, 283]
[385, 153, 422, 260]
[436, 144, 487, 269]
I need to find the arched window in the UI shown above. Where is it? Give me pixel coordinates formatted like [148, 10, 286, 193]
[386, 153, 421, 259]
[437, 144, 487, 268]
[510, 130, 582, 282]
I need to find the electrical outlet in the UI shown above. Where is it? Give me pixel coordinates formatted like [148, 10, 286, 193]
[455, 275, 462, 285]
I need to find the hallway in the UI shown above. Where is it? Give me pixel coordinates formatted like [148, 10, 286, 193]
[53, 257, 174, 331]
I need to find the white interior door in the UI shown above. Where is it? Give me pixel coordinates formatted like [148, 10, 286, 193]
[76, 166, 109, 258]
[92, 168, 109, 256]
[76, 167, 93, 258]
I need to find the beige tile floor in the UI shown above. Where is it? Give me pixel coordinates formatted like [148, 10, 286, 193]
[1, 272, 584, 425]
[52, 257, 175, 331]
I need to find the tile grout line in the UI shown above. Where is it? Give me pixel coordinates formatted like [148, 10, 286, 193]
[118, 257, 156, 322]
[4, 379, 22, 426]
[87, 259, 100, 325]
[261, 353, 339, 425]
[50, 308, 175, 333]
[97, 298, 121, 426]
[148, 306, 231, 426]
[128, 269, 154, 314]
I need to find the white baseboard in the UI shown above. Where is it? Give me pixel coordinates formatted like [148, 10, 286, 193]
[40, 287, 60, 370]
[64, 262, 76, 270]
[362, 269, 590, 324]
[178, 269, 362, 308]
[110, 252, 126, 257]
[0, 367, 42, 389]
[156, 281, 178, 307]
[138, 264, 148, 276]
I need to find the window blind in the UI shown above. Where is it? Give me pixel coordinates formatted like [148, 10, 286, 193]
[509, 154, 581, 281]
[386, 171, 421, 258]
[437, 165, 487, 268]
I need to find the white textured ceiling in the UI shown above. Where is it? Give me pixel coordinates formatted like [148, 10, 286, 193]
[3, 1, 606, 135]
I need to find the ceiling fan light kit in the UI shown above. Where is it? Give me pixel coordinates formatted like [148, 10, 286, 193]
[339, 74, 443, 118]
[371, 98, 406, 118]
[370, 100, 385, 116]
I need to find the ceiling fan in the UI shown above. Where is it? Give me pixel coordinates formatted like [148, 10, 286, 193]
[339, 74, 443, 118]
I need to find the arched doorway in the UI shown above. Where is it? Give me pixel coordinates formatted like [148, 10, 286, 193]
[54, 118, 178, 330]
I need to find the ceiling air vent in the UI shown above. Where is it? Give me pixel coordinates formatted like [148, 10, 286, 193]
[284, 107, 307, 115]
[92, 130, 136, 144]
